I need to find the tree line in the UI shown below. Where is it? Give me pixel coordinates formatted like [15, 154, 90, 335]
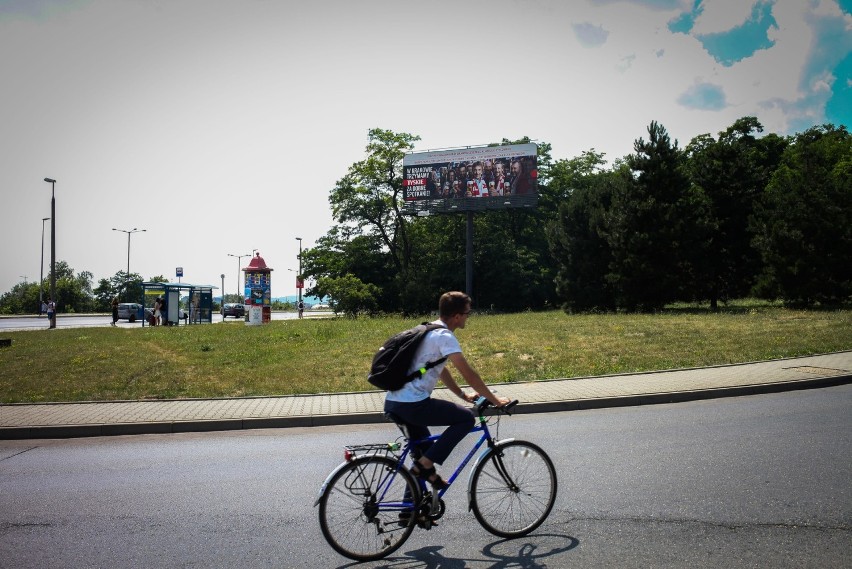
[0, 264, 166, 315]
[0, 264, 304, 315]
[3, 119, 848, 316]
[303, 120, 850, 316]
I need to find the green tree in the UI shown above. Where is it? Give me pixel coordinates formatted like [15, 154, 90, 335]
[93, 278, 115, 312]
[751, 124, 852, 304]
[1, 261, 96, 314]
[547, 150, 621, 312]
[685, 117, 788, 309]
[94, 270, 145, 307]
[316, 273, 380, 318]
[329, 128, 420, 277]
[302, 226, 397, 311]
[605, 121, 711, 310]
[0, 281, 40, 314]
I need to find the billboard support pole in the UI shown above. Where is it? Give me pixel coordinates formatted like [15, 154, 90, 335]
[466, 211, 474, 298]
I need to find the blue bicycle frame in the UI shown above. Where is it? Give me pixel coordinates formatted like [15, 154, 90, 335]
[315, 398, 519, 517]
[368, 412, 513, 517]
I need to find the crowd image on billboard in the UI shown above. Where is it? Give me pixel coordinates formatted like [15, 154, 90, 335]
[403, 144, 538, 201]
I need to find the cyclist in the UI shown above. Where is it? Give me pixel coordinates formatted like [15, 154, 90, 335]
[384, 291, 509, 489]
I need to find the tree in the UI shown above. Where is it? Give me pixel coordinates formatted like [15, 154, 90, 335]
[317, 274, 380, 318]
[547, 151, 620, 312]
[1, 261, 96, 314]
[93, 270, 145, 311]
[685, 117, 788, 309]
[604, 121, 711, 310]
[329, 128, 420, 275]
[0, 281, 39, 314]
[302, 226, 398, 311]
[751, 124, 852, 305]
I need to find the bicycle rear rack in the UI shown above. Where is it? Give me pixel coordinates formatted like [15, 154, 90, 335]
[344, 442, 402, 462]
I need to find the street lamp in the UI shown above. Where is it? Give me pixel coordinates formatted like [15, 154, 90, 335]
[220, 273, 225, 314]
[227, 253, 250, 303]
[40, 216, 50, 309]
[296, 237, 303, 318]
[44, 178, 56, 329]
[112, 228, 146, 300]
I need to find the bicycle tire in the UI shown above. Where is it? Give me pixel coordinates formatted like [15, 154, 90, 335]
[318, 455, 419, 561]
[469, 440, 557, 538]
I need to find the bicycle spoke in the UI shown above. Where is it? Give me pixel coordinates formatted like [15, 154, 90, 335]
[470, 441, 557, 538]
[319, 456, 419, 561]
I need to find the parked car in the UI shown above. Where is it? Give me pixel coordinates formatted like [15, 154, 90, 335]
[222, 303, 246, 318]
[117, 303, 144, 322]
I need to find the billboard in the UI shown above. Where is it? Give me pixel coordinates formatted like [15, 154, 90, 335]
[402, 143, 538, 213]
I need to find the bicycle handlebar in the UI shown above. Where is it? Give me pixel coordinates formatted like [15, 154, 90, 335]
[474, 396, 519, 415]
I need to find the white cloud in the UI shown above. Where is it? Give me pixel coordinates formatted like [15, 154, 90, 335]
[691, 0, 761, 35]
[573, 22, 610, 47]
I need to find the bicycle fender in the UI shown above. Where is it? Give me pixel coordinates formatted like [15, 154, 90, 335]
[313, 460, 349, 507]
[466, 438, 516, 510]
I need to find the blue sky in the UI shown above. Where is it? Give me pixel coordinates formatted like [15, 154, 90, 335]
[668, 0, 850, 131]
[1, 0, 849, 299]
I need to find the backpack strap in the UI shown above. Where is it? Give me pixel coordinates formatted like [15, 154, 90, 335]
[404, 356, 448, 381]
[404, 321, 448, 380]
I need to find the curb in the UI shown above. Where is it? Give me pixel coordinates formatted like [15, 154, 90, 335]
[2, 373, 849, 440]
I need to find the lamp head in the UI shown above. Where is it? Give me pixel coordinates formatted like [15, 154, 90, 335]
[44, 178, 56, 183]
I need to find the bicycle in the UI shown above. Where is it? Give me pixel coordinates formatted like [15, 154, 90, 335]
[314, 398, 557, 561]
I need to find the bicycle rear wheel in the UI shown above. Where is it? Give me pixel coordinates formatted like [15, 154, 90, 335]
[470, 440, 557, 538]
[318, 455, 419, 561]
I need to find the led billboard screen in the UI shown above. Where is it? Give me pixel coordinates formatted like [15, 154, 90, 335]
[402, 143, 538, 214]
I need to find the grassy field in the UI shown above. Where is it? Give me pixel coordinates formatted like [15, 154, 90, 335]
[1, 304, 850, 404]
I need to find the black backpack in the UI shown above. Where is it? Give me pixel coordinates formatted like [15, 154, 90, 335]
[367, 322, 448, 391]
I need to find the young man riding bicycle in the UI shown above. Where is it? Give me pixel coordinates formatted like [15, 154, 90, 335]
[384, 291, 510, 489]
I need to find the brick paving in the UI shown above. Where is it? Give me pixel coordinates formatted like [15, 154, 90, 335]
[1, 352, 849, 439]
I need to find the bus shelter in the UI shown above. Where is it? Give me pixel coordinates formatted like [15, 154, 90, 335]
[140, 282, 217, 326]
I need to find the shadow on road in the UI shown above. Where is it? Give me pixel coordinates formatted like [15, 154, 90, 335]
[333, 533, 580, 569]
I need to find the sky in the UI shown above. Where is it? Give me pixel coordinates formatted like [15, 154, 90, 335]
[1, 0, 849, 301]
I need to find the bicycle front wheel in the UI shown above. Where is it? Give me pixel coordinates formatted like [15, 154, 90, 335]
[318, 455, 419, 561]
[470, 440, 557, 538]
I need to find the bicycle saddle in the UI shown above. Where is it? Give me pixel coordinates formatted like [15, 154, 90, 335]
[384, 412, 414, 440]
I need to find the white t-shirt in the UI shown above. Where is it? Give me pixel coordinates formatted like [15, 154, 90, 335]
[385, 320, 462, 403]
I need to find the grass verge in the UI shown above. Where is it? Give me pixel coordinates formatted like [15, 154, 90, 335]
[0, 304, 850, 403]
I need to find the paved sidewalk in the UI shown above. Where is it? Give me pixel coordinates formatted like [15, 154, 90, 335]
[1, 352, 850, 440]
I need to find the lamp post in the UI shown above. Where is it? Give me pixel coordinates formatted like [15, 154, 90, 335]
[220, 273, 225, 314]
[112, 228, 146, 300]
[227, 253, 250, 303]
[295, 237, 303, 318]
[40, 216, 50, 309]
[43, 178, 56, 329]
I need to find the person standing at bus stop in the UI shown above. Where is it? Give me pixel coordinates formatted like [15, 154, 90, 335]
[111, 297, 119, 326]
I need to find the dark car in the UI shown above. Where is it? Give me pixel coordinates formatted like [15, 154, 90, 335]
[223, 303, 246, 318]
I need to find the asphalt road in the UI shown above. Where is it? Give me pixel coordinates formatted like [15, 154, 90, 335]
[1, 386, 850, 568]
[0, 311, 331, 332]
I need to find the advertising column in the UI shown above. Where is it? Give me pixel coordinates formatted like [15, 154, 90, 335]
[242, 252, 273, 326]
